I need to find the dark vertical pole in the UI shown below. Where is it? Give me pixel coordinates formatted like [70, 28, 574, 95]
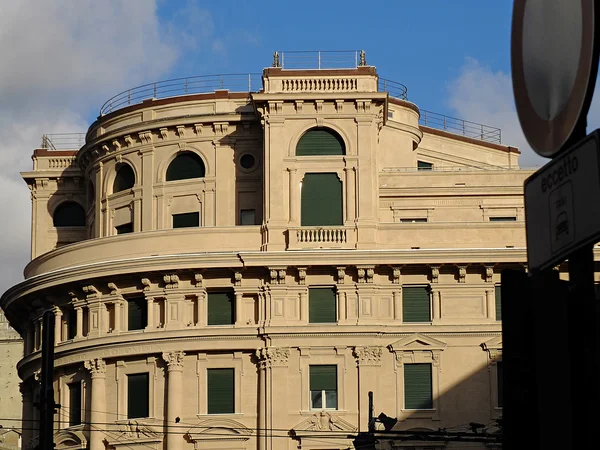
[39, 310, 55, 450]
[368, 391, 374, 433]
[568, 244, 599, 448]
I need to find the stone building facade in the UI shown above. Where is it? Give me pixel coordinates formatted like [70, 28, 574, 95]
[0, 309, 23, 450]
[2, 54, 526, 450]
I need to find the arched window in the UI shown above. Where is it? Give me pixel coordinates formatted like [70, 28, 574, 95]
[113, 164, 135, 193]
[53, 202, 86, 227]
[301, 173, 343, 226]
[166, 152, 206, 181]
[296, 128, 345, 156]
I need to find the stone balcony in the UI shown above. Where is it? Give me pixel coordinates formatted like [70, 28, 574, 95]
[287, 225, 358, 250]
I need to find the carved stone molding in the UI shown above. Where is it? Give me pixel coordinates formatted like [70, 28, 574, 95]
[255, 347, 290, 369]
[124, 135, 134, 147]
[194, 273, 204, 287]
[335, 99, 344, 112]
[194, 124, 203, 135]
[159, 128, 168, 139]
[176, 125, 185, 138]
[82, 285, 100, 299]
[357, 266, 374, 284]
[354, 346, 383, 366]
[430, 265, 440, 283]
[336, 266, 346, 284]
[392, 266, 401, 284]
[297, 267, 307, 285]
[162, 351, 185, 371]
[213, 122, 229, 135]
[141, 278, 151, 292]
[292, 411, 357, 435]
[163, 274, 179, 289]
[484, 265, 494, 283]
[138, 131, 153, 144]
[457, 265, 467, 283]
[107, 282, 119, 295]
[84, 358, 106, 378]
[295, 100, 303, 113]
[268, 267, 286, 285]
[108, 420, 160, 443]
[234, 271, 242, 287]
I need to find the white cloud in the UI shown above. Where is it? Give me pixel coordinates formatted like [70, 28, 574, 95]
[0, 0, 180, 298]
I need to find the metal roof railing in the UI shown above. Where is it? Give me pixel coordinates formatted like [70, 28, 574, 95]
[41, 133, 86, 150]
[419, 109, 502, 144]
[378, 78, 408, 100]
[99, 73, 262, 116]
[275, 50, 365, 69]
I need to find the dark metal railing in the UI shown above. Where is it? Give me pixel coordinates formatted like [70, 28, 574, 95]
[41, 133, 86, 150]
[378, 78, 408, 100]
[277, 50, 364, 69]
[99, 73, 262, 116]
[419, 109, 502, 144]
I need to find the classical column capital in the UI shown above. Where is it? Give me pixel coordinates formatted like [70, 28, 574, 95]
[255, 347, 290, 369]
[162, 351, 185, 371]
[354, 346, 383, 366]
[84, 358, 106, 378]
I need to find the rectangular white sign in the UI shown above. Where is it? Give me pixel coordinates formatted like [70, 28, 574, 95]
[524, 131, 600, 271]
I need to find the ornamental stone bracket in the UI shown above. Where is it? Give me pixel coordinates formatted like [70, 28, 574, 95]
[297, 267, 307, 285]
[268, 267, 287, 285]
[457, 265, 467, 283]
[336, 267, 346, 284]
[162, 274, 180, 290]
[481, 336, 502, 364]
[430, 265, 440, 283]
[162, 351, 185, 371]
[255, 347, 290, 369]
[354, 346, 383, 366]
[484, 265, 495, 283]
[357, 265, 375, 284]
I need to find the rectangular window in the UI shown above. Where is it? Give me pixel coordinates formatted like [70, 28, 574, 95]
[404, 363, 433, 410]
[402, 286, 431, 323]
[240, 209, 256, 225]
[116, 222, 133, 234]
[400, 218, 428, 223]
[489, 216, 517, 222]
[309, 287, 337, 324]
[207, 368, 234, 414]
[67, 309, 77, 340]
[310, 365, 337, 410]
[417, 160, 433, 171]
[495, 285, 502, 321]
[207, 290, 234, 325]
[127, 297, 147, 330]
[68, 382, 82, 426]
[497, 361, 503, 408]
[173, 212, 200, 228]
[127, 373, 149, 419]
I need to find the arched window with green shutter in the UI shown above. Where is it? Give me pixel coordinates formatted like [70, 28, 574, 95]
[296, 128, 345, 156]
[166, 152, 206, 181]
[301, 173, 343, 226]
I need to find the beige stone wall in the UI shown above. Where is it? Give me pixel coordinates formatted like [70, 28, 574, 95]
[0, 309, 23, 446]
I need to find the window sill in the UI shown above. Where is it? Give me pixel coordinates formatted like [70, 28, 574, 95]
[400, 409, 439, 420]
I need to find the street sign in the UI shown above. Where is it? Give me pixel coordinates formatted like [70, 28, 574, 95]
[524, 130, 600, 271]
[512, 0, 599, 157]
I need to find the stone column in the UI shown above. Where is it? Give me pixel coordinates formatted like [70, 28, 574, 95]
[288, 168, 298, 224]
[486, 289, 495, 320]
[114, 301, 122, 332]
[145, 297, 154, 330]
[354, 346, 383, 431]
[84, 359, 106, 450]
[431, 289, 441, 320]
[162, 351, 185, 450]
[234, 292, 243, 326]
[54, 309, 62, 345]
[344, 166, 356, 223]
[393, 289, 402, 321]
[34, 319, 41, 351]
[20, 382, 34, 449]
[75, 307, 83, 339]
[140, 147, 154, 231]
[256, 347, 290, 450]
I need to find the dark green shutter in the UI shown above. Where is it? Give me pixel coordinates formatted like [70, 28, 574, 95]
[497, 361, 503, 408]
[404, 364, 433, 409]
[207, 368, 234, 414]
[309, 287, 337, 323]
[296, 129, 345, 156]
[127, 297, 147, 330]
[310, 365, 337, 391]
[68, 382, 82, 426]
[67, 309, 77, 340]
[417, 160, 433, 171]
[127, 373, 149, 418]
[495, 285, 502, 321]
[301, 173, 343, 226]
[166, 153, 206, 181]
[402, 286, 431, 322]
[173, 212, 200, 228]
[207, 291, 234, 325]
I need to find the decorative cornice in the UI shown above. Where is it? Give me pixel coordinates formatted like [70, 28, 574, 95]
[163, 273, 179, 289]
[255, 347, 290, 369]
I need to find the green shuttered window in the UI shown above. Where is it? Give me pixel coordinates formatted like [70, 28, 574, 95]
[296, 128, 345, 156]
[113, 163, 135, 193]
[404, 364, 433, 410]
[497, 361, 503, 408]
[127, 373, 149, 419]
[207, 368, 234, 414]
[402, 286, 431, 322]
[68, 382, 82, 426]
[301, 173, 343, 226]
[310, 365, 337, 410]
[309, 287, 337, 323]
[166, 152, 206, 181]
[207, 290, 234, 325]
[495, 285, 502, 321]
[127, 297, 147, 330]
